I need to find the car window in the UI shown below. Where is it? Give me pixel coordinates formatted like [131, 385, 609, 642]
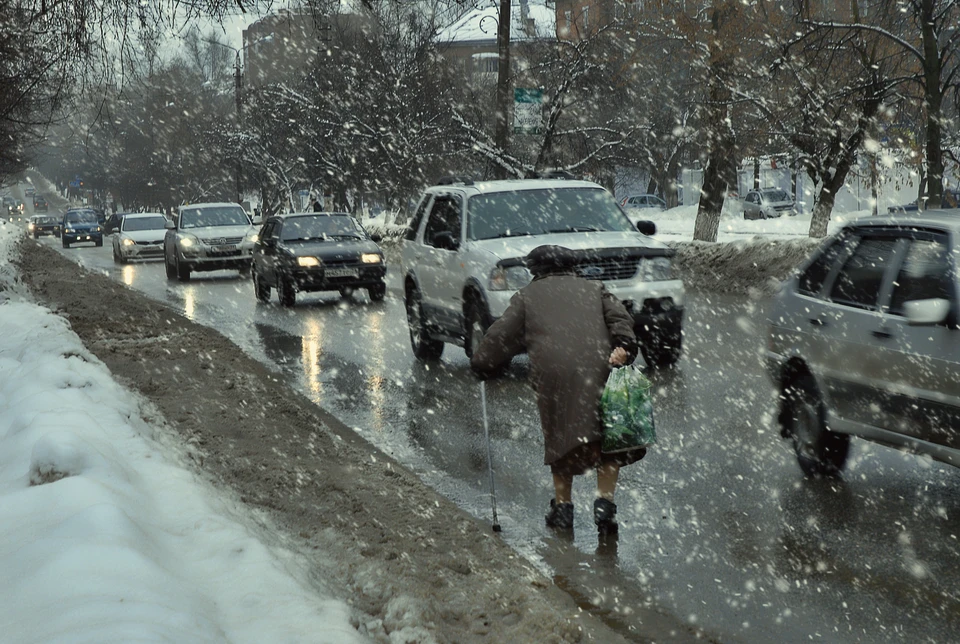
[798, 234, 853, 297]
[763, 189, 790, 202]
[405, 194, 431, 241]
[828, 236, 899, 310]
[889, 237, 953, 316]
[653, 197, 665, 207]
[122, 216, 167, 231]
[180, 206, 248, 229]
[281, 215, 363, 241]
[260, 220, 278, 240]
[423, 195, 462, 248]
[65, 211, 98, 224]
[466, 187, 633, 240]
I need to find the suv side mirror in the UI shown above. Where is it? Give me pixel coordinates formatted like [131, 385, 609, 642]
[164, 220, 175, 230]
[370, 232, 383, 243]
[636, 220, 657, 236]
[904, 298, 951, 326]
[432, 231, 459, 251]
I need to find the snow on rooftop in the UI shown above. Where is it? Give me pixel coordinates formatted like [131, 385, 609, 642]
[438, 0, 555, 44]
[0, 222, 362, 642]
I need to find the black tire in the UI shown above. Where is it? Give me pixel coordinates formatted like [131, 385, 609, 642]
[278, 275, 296, 307]
[33, 232, 39, 239]
[112, 247, 121, 264]
[175, 253, 191, 282]
[406, 287, 443, 361]
[62, 238, 69, 249]
[781, 377, 850, 477]
[95, 238, 103, 247]
[253, 269, 271, 303]
[368, 281, 386, 302]
[642, 334, 682, 368]
[164, 251, 177, 280]
[463, 298, 490, 359]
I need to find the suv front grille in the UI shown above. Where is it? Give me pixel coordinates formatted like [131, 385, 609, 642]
[575, 257, 641, 281]
[201, 236, 243, 245]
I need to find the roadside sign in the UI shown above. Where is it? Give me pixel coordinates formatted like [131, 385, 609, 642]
[514, 88, 543, 135]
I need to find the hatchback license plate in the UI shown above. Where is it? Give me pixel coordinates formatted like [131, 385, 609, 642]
[326, 268, 358, 278]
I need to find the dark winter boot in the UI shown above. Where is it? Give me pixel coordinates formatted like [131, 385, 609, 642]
[594, 498, 619, 534]
[545, 499, 574, 529]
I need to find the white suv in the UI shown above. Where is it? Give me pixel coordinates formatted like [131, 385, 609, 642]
[400, 177, 686, 365]
[164, 202, 258, 281]
[768, 212, 960, 476]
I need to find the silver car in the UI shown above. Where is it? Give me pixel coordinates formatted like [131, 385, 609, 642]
[767, 212, 960, 476]
[164, 203, 258, 281]
[743, 188, 797, 219]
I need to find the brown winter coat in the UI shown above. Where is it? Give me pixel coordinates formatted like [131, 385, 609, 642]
[470, 273, 637, 466]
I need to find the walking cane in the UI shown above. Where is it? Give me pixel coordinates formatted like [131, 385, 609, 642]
[480, 381, 502, 532]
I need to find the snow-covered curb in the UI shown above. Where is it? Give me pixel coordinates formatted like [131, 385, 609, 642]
[0, 224, 363, 642]
[670, 237, 822, 295]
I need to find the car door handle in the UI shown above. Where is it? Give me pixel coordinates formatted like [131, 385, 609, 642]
[809, 318, 826, 327]
[871, 329, 893, 340]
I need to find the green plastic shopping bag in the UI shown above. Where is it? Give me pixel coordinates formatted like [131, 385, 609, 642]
[600, 365, 656, 453]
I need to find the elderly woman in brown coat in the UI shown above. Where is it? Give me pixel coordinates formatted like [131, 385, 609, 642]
[471, 245, 645, 533]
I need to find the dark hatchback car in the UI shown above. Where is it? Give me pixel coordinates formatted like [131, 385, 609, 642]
[252, 212, 386, 307]
[61, 208, 104, 248]
[33, 195, 48, 212]
[28, 215, 60, 238]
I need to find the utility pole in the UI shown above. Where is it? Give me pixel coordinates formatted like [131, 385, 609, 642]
[234, 52, 243, 204]
[493, 0, 511, 178]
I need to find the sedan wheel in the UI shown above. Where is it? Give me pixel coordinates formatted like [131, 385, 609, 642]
[253, 269, 271, 303]
[782, 378, 850, 478]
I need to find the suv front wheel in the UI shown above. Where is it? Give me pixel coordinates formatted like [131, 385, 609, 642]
[406, 287, 443, 361]
[781, 377, 850, 477]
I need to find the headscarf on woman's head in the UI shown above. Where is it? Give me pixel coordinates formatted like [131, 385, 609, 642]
[525, 245, 579, 278]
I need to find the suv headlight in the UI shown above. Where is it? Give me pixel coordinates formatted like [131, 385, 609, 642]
[179, 234, 199, 249]
[639, 257, 673, 281]
[244, 230, 259, 244]
[489, 266, 532, 291]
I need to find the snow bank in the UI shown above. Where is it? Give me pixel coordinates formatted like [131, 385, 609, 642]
[648, 202, 865, 241]
[670, 236, 822, 295]
[0, 225, 363, 642]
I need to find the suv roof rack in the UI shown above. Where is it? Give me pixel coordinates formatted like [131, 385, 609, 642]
[435, 176, 474, 186]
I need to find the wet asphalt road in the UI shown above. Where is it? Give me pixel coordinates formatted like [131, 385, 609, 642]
[32, 228, 960, 643]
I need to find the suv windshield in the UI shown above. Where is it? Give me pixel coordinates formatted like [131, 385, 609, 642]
[282, 215, 363, 241]
[180, 206, 248, 229]
[66, 211, 98, 224]
[123, 216, 167, 232]
[467, 188, 633, 240]
[762, 190, 790, 203]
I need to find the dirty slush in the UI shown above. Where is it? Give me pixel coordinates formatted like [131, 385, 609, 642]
[14, 238, 653, 644]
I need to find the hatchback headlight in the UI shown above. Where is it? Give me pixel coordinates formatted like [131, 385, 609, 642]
[489, 266, 532, 291]
[639, 257, 673, 281]
[65, 228, 75, 233]
[361, 253, 382, 264]
[122, 238, 135, 246]
[298, 256, 320, 267]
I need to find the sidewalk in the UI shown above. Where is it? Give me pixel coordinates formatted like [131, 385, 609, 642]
[0, 219, 364, 641]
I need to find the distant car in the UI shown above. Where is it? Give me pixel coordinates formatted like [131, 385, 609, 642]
[888, 189, 960, 214]
[620, 194, 667, 212]
[112, 213, 167, 263]
[767, 210, 960, 478]
[164, 202, 257, 281]
[252, 212, 387, 306]
[742, 188, 797, 220]
[33, 195, 49, 213]
[28, 215, 60, 238]
[24, 185, 36, 197]
[61, 208, 103, 248]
